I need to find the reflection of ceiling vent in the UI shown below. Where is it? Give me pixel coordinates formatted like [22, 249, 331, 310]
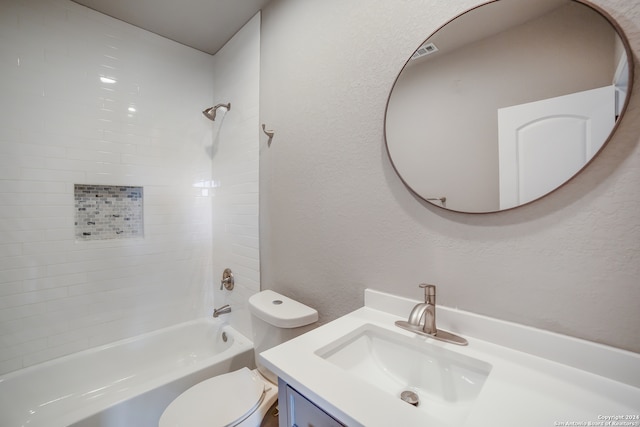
[411, 42, 438, 60]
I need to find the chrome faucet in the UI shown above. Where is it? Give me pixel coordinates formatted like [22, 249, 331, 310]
[213, 304, 231, 318]
[396, 283, 468, 345]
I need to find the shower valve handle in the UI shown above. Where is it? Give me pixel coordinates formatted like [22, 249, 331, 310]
[220, 268, 234, 291]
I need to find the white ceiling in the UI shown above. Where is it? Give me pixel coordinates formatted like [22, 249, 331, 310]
[71, 0, 271, 55]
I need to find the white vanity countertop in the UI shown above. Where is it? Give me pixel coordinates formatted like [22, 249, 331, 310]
[259, 289, 640, 427]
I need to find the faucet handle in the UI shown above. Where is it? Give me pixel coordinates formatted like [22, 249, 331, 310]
[220, 268, 234, 291]
[419, 283, 436, 303]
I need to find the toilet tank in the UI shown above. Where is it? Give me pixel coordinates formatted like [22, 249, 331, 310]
[248, 290, 318, 383]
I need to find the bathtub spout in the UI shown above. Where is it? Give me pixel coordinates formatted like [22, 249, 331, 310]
[213, 304, 231, 318]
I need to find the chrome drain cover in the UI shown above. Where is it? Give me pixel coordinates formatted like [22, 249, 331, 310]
[400, 390, 419, 406]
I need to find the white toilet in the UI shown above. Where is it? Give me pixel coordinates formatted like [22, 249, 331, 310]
[159, 290, 318, 427]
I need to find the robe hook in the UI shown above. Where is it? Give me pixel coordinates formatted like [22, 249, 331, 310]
[262, 124, 274, 146]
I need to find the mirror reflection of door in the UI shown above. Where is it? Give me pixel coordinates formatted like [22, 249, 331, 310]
[384, 0, 633, 213]
[497, 85, 615, 210]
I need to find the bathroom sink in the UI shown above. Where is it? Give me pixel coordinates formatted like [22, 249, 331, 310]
[315, 324, 492, 426]
[261, 290, 640, 427]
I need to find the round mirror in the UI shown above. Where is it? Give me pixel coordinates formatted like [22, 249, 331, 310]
[385, 0, 633, 213]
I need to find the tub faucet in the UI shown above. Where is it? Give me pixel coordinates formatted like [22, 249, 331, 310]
[213, 304, 231, 318]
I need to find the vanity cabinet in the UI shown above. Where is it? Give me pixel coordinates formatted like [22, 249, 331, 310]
[278, 378, 345, 427]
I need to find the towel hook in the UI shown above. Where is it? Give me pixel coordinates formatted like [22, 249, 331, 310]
[262, 124, 274, 146]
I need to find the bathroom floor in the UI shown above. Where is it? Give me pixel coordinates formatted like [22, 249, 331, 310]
[260, 402, 279, 427]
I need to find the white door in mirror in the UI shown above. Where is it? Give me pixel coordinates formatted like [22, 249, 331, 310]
[498, 85, 615, 209]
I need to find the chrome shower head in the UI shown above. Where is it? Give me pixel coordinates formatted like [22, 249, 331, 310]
[202, 103, 230, 121]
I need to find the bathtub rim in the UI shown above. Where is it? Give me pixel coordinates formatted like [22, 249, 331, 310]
[0, 317, 254, 427]
[0, 316, 251, 382]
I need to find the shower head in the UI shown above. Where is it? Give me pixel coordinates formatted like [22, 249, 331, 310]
[202, 103, 230, 121]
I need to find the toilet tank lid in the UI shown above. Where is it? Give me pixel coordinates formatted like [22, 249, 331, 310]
[249, 290, 318, 328]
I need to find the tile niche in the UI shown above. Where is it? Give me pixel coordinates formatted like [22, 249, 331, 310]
[74, 185, 144, 241]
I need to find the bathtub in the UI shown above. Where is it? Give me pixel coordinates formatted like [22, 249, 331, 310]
[0, 318, 254, 427]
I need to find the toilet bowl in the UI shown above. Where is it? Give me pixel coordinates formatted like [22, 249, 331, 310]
[159, 290, 318, 427]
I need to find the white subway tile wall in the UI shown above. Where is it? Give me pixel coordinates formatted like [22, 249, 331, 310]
[0, 0, 260, 375]
[209, 13, 261, 340]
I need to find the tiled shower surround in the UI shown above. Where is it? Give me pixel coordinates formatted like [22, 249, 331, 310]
[75, 185, 144, 240]
[0, 0, 260, 375]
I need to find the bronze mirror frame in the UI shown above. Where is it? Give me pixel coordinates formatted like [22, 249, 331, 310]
[384, 0, 634, 213]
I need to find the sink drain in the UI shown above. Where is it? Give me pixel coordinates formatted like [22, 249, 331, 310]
[400, 390, 419, 407]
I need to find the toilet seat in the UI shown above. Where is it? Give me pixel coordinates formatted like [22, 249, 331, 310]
[159, 368, 270, 427]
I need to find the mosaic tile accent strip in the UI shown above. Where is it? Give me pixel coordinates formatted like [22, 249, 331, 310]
[75, 185, 144, 240]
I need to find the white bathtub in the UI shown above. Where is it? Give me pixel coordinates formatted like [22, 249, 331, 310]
[0, 318, 254, 427]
